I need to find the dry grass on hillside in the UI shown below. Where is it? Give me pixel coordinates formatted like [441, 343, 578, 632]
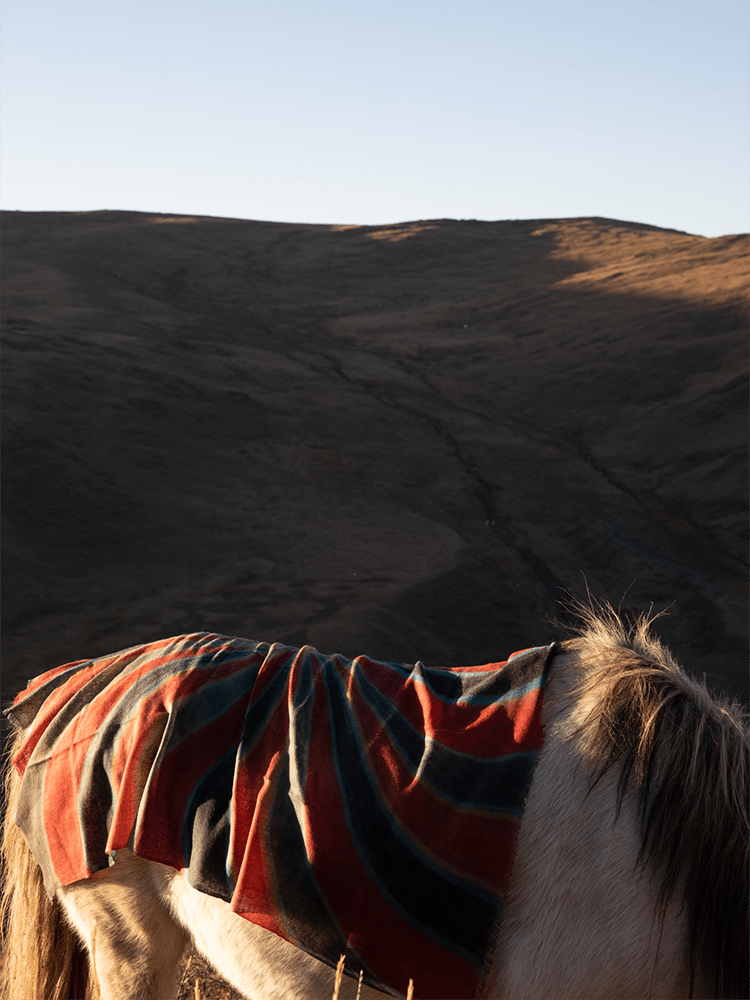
[175, 949, 245, 1000]
[173, 949, 415, 1000]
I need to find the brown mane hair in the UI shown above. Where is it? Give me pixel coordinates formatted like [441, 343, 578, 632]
[561, 603, 749, 1000]
[0, 724, 97, 1000]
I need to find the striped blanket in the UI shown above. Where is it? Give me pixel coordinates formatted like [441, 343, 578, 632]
[7, 633, 554, 1000]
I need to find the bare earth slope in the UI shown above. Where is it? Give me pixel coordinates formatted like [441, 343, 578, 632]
[2, 211, 748, 705]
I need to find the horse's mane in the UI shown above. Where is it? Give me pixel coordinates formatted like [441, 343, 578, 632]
[560, 602, 749, 1000]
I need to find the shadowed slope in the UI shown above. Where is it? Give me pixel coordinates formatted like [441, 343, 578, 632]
[2, 212, 747, 703]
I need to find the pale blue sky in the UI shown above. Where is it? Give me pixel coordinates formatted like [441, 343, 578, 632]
[1, 0, 747, 236]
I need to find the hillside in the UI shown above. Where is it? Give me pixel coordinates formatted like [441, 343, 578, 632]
[2, 210, 747, 702]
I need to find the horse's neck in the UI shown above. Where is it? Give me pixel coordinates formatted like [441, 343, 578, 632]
[484, 650, 700, 1000]
[539, 649, 580, 728]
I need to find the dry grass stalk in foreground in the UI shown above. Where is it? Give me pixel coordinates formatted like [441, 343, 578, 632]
[333, 954, 345, 998]
[332, 955, 413, 1000]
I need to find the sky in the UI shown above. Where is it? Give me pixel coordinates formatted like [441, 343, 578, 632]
[1, 0, 747, 237]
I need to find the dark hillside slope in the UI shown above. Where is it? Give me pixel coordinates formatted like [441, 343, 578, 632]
[2, 211, 747, 702]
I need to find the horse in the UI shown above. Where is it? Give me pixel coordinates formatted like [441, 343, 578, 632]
[0, 603, 747, 1000]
